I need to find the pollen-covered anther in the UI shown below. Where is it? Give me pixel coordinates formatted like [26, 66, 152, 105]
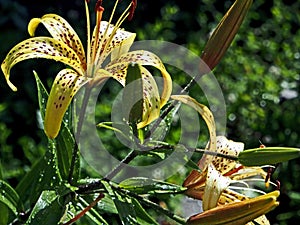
[95, 0, 104, 12]
[128, 0, 137, 20]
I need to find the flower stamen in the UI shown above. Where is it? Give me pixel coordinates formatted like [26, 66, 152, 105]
[95, 1, 132, 68]
[128, 0, 137, 21]
[91, 0, 104, 69]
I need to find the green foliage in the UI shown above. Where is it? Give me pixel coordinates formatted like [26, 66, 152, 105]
[1, 0, 300, 224]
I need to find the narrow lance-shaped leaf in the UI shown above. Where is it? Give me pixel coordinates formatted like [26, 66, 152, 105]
[200, 0, 253, 74]
[0, 159, 9, 225]
[0, 180, 24, 217]
[238, 147, 300, 166]
[25, 190, 65, 225]
[119, 177, 186, 194]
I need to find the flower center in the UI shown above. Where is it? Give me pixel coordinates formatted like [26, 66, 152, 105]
[85, 0, 136, 77]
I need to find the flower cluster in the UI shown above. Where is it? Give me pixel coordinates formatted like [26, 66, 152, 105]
[183, 136, 279, 224]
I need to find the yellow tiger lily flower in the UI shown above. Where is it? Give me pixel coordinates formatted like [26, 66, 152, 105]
[184, 136, 276, 225]
[1, 0, 172, 139]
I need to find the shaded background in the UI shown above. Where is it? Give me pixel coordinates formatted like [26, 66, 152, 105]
[1, 0, 300, 224]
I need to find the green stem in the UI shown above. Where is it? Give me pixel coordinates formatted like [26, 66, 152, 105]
[104, 149, 138, 180]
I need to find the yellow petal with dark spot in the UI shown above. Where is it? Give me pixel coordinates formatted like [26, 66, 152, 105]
[44, 68, 89, 139]
[137, 66, 160, 128]
[106, 50, 172, 108]
[1, 37, 84, 91]
[203, 164, 231, 210]
[28, 14, 86, 66]
[92, 21, 136, 63]
[213, 136, 244, 175]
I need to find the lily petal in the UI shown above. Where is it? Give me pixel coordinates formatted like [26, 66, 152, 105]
[203, 164, 231, 210]
[44, 68, 89, 139]
[106, 50, 172, 107]
[28, 14, 86, 66]
[1, 37, 84, 91]
[214, 136, 244, 175]
[171, 95, 217, 188]
[137, 66, 160, 128]
[92, 21, 136, 63]
[187, 191, 279, 225]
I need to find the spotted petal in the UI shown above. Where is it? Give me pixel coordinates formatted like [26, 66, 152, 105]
[203, 164, 231, 211]
[44, 68, 89, 139]
[171, 95, 216, 188]
[1, 37, 84, 91]
[28, 14, 86, 66]
[213, 136, 244, 175]
[106, 50, 172, 107]
[95, 65, 160, 128]
[92, 21, 136, 63]
[138, 66, 160, 128]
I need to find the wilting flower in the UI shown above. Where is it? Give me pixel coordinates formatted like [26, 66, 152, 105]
[184, 136, 278, 225]
[1, 0, 172, 139]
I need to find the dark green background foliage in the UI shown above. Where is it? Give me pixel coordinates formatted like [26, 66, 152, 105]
[1, 0, 300, 224]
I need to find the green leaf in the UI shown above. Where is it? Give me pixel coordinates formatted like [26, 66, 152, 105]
[119, 177, 186, 194]
[102, 180, 138, 225]
[0, 202, 8, 225]
[132, 198, 159, 225]
[55, 127, 77, 181]
[0, 180, 23, 216]
[77, 196, 109, 225]
[146, 102, 180, 142]
[0, 163, 9, 225]
[123, 63, 143, 127]
[238, 147, 300, 166]
[25, 190, 65, 225]
[16, 144, 61, 205]
[33, 71, 48, 119]
[114, 196, 138, 225]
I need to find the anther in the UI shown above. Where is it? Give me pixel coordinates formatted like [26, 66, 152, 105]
[95, 0, 104, 12]
[128, 0, 137, 21]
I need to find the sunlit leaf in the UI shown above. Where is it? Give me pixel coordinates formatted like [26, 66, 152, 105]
[25, 190, 65, 225]
[132, 198, 159, 225]
[119, 177, 186, 194]
[15, 144, 61, 205]
[0, 180, 23, 216]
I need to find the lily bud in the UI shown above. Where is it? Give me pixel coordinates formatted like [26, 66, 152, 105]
[238, 147, 300, 166]
[200, 0, 253, 74]
[187, 191, 280, 225]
